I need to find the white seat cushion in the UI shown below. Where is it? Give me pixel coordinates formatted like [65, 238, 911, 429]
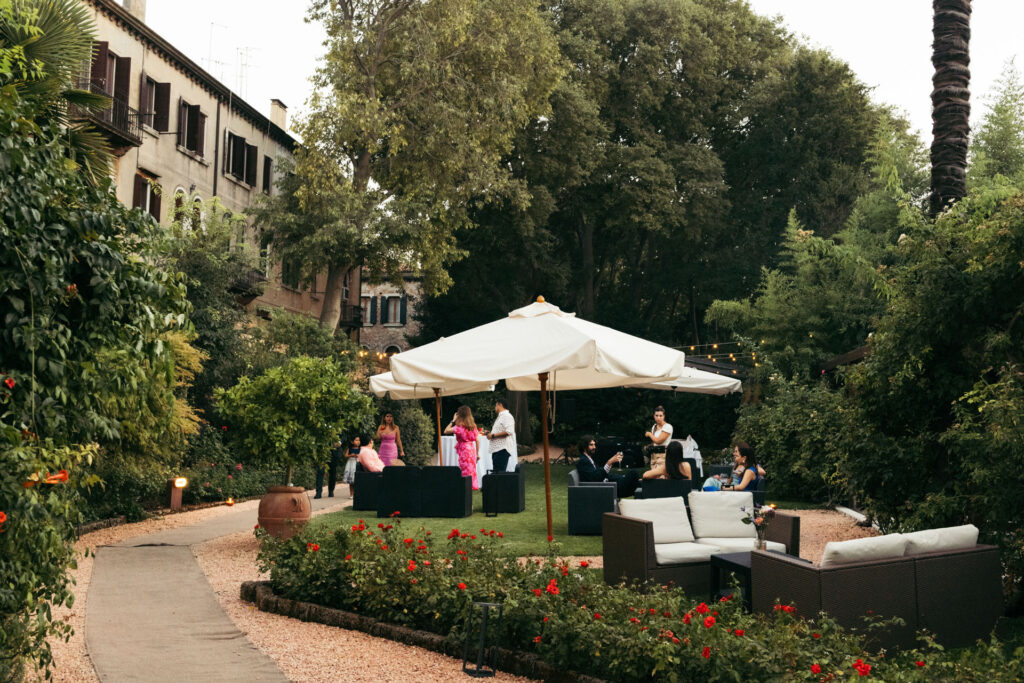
[619, 497, 694, 543]
[687, 491, 756, 539]
[902, 524, 978, 555]
[695, 537, 787, 554]
[820, 533, 907, 567]
[655, 542, 720, 565]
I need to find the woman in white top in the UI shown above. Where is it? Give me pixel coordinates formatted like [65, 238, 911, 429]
[644, 406, 673, 469]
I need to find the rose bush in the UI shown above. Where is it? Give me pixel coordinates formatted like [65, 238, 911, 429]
[257, 519, 1022, 681]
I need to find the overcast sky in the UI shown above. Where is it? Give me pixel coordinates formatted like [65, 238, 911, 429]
[145, 0, 1023, 141]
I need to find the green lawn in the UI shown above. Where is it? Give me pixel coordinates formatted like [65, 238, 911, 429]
[310, 462, 604, 556]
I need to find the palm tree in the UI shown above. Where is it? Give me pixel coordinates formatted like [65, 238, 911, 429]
[0, 0, 112, 184]
[930, 0, 972, 216]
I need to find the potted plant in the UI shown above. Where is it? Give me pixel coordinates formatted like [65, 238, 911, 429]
[216, 355, 371, 537]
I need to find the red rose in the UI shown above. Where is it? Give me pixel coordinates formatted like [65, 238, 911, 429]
[457, 582, 467, 590]
[593, 613, 602, 620]
[448, 528, 460, 539]
[236, 463, 243, 470]
[532, 589, 543, 597]
[4, 378, 15, 389]
[381, 545, 388, 550]
[254, 524, 259, 529]
[547, 534, 553, 542]
[649, 608, 657, 615]
[407, 561, 416, 571]
[221, 425, 227, 431]
[456, 549, 466, 555]
[345, 554, 351, 560]
[813, 632, 821, 639]
[671, 637, 680, 644]
[810, 664, 821, 674]
[701, 647, 710, 659]
[497, 532, 503, 538]
[683, 613, 691, 625]
[734, 629, 744, 636]
[411, 579, 418, 584]
[533, 635, 542, 644]
[404, 538, 414, 545]
[423, 560, 431, 566]
[915, 661, 925, 667]
[703, 616, 715, 629]
[630, 617, 640, 624]
[663, 611, 671, 618]
[695, 603, 709, 615]
[426, 531, 432, 535]
[542, 616, 549, 622]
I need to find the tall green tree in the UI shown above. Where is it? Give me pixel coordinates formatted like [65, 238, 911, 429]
[929, 0, 972, 215]
[969, 59, 1024, 187]
[254, 0, 563, 329]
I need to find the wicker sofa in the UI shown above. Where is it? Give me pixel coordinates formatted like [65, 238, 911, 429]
[751, 524, 1002, 649]
[602, 492, 800, 595]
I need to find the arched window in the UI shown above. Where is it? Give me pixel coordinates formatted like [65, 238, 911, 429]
[172, 188, 187, 225]
[385, 345, 401, 356]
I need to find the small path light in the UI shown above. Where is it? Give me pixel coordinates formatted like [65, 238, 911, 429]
[168, 477, 188, 510]
[225, 497, 235, 506]
[462, 601, 502, 678]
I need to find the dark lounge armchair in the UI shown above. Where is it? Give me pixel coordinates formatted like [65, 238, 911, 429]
[636, 478, 692, 499]
[352, 468, 381, 512]
[482, 466, 526, 514]
[420, 466, 473, 518]
[568, 469, 618, 535]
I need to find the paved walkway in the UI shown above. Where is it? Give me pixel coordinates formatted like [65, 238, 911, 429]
[85, 495, 347, 682]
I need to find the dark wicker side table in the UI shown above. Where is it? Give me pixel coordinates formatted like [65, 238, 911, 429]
[709, 552, 753, 611]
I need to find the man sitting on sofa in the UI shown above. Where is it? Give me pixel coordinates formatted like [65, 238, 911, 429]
[576, 435, 639, 498]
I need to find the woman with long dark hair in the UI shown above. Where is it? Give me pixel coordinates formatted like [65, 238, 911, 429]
[642, 440, 692, 480]
[723, 442, 761, 491]
[376, 412, 404, 467]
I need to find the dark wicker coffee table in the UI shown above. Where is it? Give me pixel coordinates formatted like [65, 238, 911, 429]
[709, 552, 753, 611]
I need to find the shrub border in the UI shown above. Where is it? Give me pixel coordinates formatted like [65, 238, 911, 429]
[240, 581, 607, 683]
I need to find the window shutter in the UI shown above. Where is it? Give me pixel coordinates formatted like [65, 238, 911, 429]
[138, 72, 148, 119]
[114, 56, 131, 102]
[177, 99, 185, 146]
[91, 42, 109, 88]
[196, 112, 206, 157]
[132, 174, 145, 209]
[369, 297, 377, 324]
[381, 297, 390, 324]
[400, 295, 407, 324]
[154, 82, 170, 131]
[245, 143, 257, 185]
[262, 156, 272, 193]
[150, 184, 161, 221]
[185, 104, 200, 151]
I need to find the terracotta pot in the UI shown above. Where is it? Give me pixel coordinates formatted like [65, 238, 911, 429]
[257, 486, 311, 539]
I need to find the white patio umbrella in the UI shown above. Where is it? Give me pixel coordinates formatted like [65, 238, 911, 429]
[368, 372, 495, 459]
[632, 365, 742, 395]
[389, 297, 688, 538]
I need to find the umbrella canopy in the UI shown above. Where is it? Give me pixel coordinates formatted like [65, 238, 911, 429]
[369, 372, 494, 399]
[633, 366, 742, 395]
[389, 300, 687, 390]
[388, 298, 688, 539]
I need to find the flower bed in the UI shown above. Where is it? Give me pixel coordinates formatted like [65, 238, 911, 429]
[256, 518, 1022, 682]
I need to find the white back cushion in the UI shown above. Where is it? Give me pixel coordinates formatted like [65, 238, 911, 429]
[687, 491, 756, 539]
[903, 524, 979, 555]
[618, 497, 694, 543]
[820, 534, 908, 567]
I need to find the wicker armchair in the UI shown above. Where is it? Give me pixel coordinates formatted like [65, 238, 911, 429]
[568, 469, 618, 535]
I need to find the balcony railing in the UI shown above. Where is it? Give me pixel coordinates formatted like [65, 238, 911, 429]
[70, 78, 142, 150]
[338, 302, 363, 328]
[229, 268, 269, 305]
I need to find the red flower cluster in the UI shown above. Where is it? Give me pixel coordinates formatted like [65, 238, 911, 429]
[345, 554, 352, 560]
[389, 510, 401, 517]
[533, 635, 542, 644]
[532, 589, 543, 597]
[407, 560, 416, 572]
[410, 578, 418, 584]
[852, 659, 871, 677]
[545, 578, 559, 595]
[812, 632, 821, 639]
[579, 560, 589, 568]
[682, 613, 691, 625]
[695, 602, 709, 615]
[457, 582, 467, 591]
[720, 593, 733, 602]
[448, 528, 461, 539]
[404, 538, 414, 545]
[456, 549, 466, 556]
[307, 543, 320, 552]
[810, 664, 822, 674]
[915, 661, 925, 668]
[733, 629, 744, 637]
[254, 524, 260, 530]
[630, 617, 640, 624]
[703, 616, 715, 629]
[0, 510, 7, 532]
[4, 377, 15, 389]
[773, 604, 796, 614]
[593, 613, 602, 620]
[702, 646, 711, 659]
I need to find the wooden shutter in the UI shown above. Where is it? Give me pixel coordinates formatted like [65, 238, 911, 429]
[149, 184, 161, 221]
[400, 295, 407, 325]
[132, 174, 145, 209]
[185, 104, 200, 152]
[245, 143, 258, 185]
[262, 156, 272, 193]
[380, 297, 390, 324]
[91, 41, 109, 88]
[114, 56, 131, 102]
[176, 99, 185, 146]
[138, 72, 149, 123]
[196, 112, 206, 156]
[369, 297, 377, 324]
[231, 135, 245, 179]
[153, 82, 170, 131]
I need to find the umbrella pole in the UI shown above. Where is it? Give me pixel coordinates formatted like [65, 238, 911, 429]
[539, 372, 553, 540]
[434, 388, 442, 465]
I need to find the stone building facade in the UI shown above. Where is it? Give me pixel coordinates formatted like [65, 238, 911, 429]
[76, 0, 362, 334]
[359, 275, 423, 354]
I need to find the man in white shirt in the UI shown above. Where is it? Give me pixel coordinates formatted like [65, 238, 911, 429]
[483, 396, 517, 472]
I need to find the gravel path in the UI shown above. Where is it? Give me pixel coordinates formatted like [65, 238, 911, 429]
[49, 502, 871, 681]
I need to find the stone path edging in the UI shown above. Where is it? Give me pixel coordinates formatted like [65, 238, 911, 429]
[241, 581, 607, 683]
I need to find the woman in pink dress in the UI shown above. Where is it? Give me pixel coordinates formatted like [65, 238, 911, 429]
[375, 412, 404, 467]
[444, 405, 480, 490]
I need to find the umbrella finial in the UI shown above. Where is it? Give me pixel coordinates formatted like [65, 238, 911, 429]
[536, 295, 546, 303]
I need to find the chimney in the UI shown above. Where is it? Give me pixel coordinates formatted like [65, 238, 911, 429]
[270, 99, 287, 129]
[122, 0, 146, 22]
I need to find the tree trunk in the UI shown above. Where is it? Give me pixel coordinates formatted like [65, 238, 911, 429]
[319, 263, 348, 329]
[930, 0, 972, 216]
[580, 215, 595, 319]
[510, 390, 533, 448]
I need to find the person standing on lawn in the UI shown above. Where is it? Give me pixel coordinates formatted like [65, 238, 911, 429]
[340, 435, 361, 498]
[575, 434, 639, 498]
[314, 435, 345, 499]
[483, 396, 517, 473]
[376, 412, 404, 466]
[445, 405, 481, 490]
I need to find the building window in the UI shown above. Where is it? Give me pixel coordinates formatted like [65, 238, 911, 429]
[361, 296, 376, 326]
[226, 132, 257, 186]
[172, 188, 187, 225]
[385, 345, 401, 356]
[139, 76, 170, 131]
[343, 270, 350, 301]
[260, 236, 272, 278]
[381, 295, 407, 326]
[281, 257, 301, 289]
[262, 155, 273, 194]
[90, 43, 130, 104]
[132, 173, 161, 220]
[177, 99, 206, 156]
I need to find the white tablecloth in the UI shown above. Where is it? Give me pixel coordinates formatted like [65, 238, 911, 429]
[439, 435, 491, 480]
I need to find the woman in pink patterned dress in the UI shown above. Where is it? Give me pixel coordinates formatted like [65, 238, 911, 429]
[444, 405, 480, 490]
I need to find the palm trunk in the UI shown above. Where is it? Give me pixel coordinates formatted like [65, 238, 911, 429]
[930, 0, 972, 216]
